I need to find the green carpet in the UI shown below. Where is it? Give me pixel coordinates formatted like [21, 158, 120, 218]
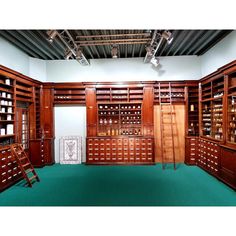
[0, 164, 236, 206]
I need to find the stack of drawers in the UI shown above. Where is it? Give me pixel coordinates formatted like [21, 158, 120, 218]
[87, 137, 154, 164]
[0, 145, 22, 191]
[197, 138, 220, 176]
[185, 137, 198, 165]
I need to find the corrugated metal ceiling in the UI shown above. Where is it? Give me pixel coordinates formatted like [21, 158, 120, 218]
[0, 30, 232, 60]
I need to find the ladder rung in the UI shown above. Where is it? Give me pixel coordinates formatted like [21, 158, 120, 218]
[22, 163, 31, 168]
[19, 156, 27, 161]
[28, 175, 37, 182]
[25, 168, 33, 174]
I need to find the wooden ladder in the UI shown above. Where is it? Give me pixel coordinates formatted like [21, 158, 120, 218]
[11, 144, 40, 187]
[159, 82, 176, 170]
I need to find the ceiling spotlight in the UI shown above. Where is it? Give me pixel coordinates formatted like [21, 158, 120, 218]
[150, 57, 160, 67]
[47, 30, 57, 43]
[65, 49, 73, 60]
[76, 48, 90, 66]
[162, 30, 174, 44]
[111, 45, 118, 58]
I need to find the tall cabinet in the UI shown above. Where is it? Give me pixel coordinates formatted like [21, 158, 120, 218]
[86, 83, 155, 164]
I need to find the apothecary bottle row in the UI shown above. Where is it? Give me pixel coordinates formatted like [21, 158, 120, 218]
[0, 76, 15, 143]
[97, 103, 142, 137]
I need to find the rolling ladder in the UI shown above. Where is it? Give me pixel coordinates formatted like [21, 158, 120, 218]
[11, 144, 40, 187]
[159, 82, 176, 170]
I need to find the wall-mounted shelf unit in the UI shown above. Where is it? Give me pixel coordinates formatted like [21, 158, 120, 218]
[96, 86, 144, 103]
[0, 75, 15, 146]
[54, 86, 86, 104]
[97, 102, 142, 136]
[154, 82, 185, 104]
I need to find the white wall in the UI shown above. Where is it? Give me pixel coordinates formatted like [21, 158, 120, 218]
[29, 57, 47, 82]
[0, 36, 29, 75]
[54, 106, 87, 163]
[46, 56, 201, 82]
[200, 31, 236, 77]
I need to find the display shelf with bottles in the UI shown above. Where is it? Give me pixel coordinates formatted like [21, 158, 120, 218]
[201, 101, 212, 137]
[212, 99, 223, 140]
[129, 87, 144, 102]
[54, 86, 86, 104]
[200, 75, 224, 140]
[187, 85, 199, 136]
[96, 88, 111, 102]
[154, 82, 185, 104]
[0, 75, 15, 146]
[97, 103, 142, 136]
[227, 72, 236, 144]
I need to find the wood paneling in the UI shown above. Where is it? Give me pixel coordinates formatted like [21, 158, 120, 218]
[154, 105, 185, 163]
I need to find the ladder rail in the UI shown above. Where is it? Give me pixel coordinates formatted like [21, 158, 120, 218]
[159, 82, 176, 170]
[10, 143, 39, 187]
[169, 83, 176, 169]
[159, 82, 165, 169]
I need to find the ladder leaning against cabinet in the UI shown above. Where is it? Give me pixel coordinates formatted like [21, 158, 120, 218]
[159, 82, 176, 170]
[10, 144, 40, 187]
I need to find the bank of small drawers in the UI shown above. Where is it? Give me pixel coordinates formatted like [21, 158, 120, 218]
[0, 146, 22, 191]
[197, 139, 220, 176]
[185, 137, 198, 165]
[87, 137, 154, 164]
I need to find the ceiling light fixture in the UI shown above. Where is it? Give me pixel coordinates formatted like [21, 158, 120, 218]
[46, 30, 57, 43]
[162, 30, 174, 44]
[150, 57, 160, 67]
[76, 48, 90, 66]
[111, 45, 118, 58]
[65, 49, 73, 60]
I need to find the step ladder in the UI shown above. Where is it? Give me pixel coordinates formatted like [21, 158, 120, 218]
[159, 82, 176, 170]
[11, 143, 40, 187]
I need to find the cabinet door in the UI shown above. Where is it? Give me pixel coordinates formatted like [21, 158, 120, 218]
[143, 87, 154, 125]
[41, 88, 54, 138]
[86, 88, 97, 136]
[220, 147, 236, 188]
[29, 140, 45, 167]
[43, 138, 54, 165]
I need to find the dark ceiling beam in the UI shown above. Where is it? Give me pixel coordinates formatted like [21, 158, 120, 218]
[17, 30, 56, 60]
[37, 30, 64, 57]
[191, 30, 221, 55]
[27, 30, 61, 59]
[0, 31, 40, 58]
[75, 30, 94, 59]
[102, 30, 112, 58]
[6, 30, 48, 59]
[180, 30, 204, 55]
[198, 30, 232, 55]
[96, 30, 107, 58]
[172, 30, 195, 56]
[131, 44, 135, 57]
[7, 30, 49, 60]
[139, 44, 144, 57]
[82, 30, 100, 59]
[185, 31, 214, 55]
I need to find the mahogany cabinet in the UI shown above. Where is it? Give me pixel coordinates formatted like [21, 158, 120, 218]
[197, 138, 220, 177]
[29, 138, 54, 167]
[87, 137, 154, 164]
[0, 146, 22, 192]
[219, 146, 236, 189]
[86, 83, 155, 164]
